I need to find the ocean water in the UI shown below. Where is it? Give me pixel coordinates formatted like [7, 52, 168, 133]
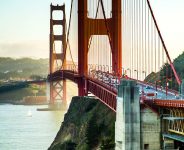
[0, 104, 66, 150]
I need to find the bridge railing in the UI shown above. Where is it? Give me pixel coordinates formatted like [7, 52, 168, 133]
[88, 65, 120, 88]
[53, 64, 180, 98]
[64, 63, 78, 73]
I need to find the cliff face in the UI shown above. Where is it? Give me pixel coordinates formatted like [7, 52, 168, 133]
[49, 96, 115, 150]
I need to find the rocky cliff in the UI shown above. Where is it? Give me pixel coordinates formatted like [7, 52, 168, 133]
[49, 96, 116, 150]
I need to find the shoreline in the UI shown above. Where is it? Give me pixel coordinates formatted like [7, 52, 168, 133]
[0, 100, 49, 105]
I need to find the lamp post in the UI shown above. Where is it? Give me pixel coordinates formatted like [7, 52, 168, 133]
[127, 68, 131, 78]
[122, 67, 124, 76]
[166, 78, 169, 98]
[134, 70, 138, 80]
[106, 65, 109, 73]
[95, 64, 98, 71]
[103, 65, 106, 72]
[155, 80, 158, 91]
[142, 71, 146, 79]
[110, 66, 112, 74]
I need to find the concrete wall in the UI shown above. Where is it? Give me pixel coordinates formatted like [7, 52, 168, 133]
[141, 107, 161, 150]
[115, 79, 161, 150]
[115, 80, 140, 150]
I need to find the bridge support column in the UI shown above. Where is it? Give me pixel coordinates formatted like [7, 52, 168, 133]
[63, 79, 67, 105]
[78, 78, 85, 96]
[49, 80, 66, 104]
[49, 4, 67, 104]
[115, 79, 140, 150]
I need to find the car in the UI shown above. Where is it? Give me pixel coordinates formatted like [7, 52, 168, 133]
[145, 86, 151, 89]
[175, 95, 180, 99]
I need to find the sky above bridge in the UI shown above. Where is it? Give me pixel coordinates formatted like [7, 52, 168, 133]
[0, 0, 183, 60]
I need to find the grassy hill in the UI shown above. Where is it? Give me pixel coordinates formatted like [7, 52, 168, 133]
[0, 57, 48, 80]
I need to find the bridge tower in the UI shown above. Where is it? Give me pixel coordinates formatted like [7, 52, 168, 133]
[49, 4, 66, 104]
[78, 0, 122, 96]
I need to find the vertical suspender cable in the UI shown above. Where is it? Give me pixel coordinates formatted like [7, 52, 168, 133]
[136, 0, 138, 77]
[97, 1, 99, 70]
[132, 0, 133, 77]
[142, 0, 144, 79]
[105, 1, 107, 67]
[133, 0, 135, 78]
[139, 0, 141, 79]
[145, 0, 147, 78]
[158, 36, 160, 80]
[151, 14, 153, 73]
[124, 0, 127, 71]
[162, 46, 164, 69]
[147, 4, 150, 75]
[88, 0, 91, 64]
[130, 0, 132, 77]
[154, 24, 156, 73]
[128, 0, 130, 73]
[129, 0, 131, 73]
[125, 0, 128, 69]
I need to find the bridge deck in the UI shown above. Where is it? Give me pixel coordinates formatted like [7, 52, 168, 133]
[163, 133, 184, 143]
[49, 70, 184, 110]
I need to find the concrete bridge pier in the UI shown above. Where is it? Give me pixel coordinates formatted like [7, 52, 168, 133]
[115, 79, 140, 150]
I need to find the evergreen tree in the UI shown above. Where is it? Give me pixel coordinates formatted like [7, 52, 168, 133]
[85, 114, 99, 148]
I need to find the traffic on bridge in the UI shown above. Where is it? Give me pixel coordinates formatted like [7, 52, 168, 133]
[48, 0, 184, 149]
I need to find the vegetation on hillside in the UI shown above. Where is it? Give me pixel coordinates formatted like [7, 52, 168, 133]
[0, 57, 47, 101]
[0, 57, 48, 80]
[49, 97, 115, 150]
[0, 82, 46, 101]
[145, 51, 184, 91]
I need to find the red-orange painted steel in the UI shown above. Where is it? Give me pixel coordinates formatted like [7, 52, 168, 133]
[49, 1, 184, 111]
[87, 78, 117, 112]
[49, 4, 66, 103]
[78, 0, 122, 96]
[51, 69, 184, 111]
[153, 99, 184, 108]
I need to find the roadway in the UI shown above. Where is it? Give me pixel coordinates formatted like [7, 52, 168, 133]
[89, 69, 180, 100]
[137, 82, 178, 100]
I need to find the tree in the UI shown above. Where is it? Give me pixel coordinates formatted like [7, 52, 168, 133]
[85, 114, 99, 148]
[100, 138, 115, 150]
[58, 141, 77, 150]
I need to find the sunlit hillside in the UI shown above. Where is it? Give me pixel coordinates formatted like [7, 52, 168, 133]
[0, 57, 48, 80]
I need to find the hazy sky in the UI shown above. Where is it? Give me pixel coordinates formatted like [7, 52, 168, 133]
[0, 0, 184, 60]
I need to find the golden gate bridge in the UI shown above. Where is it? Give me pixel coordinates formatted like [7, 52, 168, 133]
[47, 0, 184, 147]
